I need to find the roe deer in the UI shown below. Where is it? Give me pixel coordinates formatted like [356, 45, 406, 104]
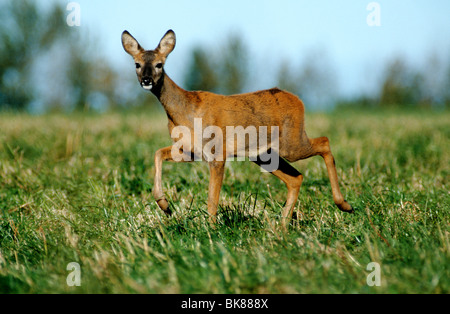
[121, 29, 353, 229]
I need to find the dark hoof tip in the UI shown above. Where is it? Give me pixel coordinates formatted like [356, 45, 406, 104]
[338, 200, 354, 213]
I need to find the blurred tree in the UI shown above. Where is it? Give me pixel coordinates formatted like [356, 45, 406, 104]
[420, 52, 450, 109]
[421, 52, 442, 107]
[218, 34, 249, 95]
[379, 57, 425, 107]
[183, 34, 249, 95]
[336, 53, 450, 110]
[276, 60, 298, 94]
[183, 46, 219, 92]
[276, 49, 338, 109]
[0, 0, 119, 112]
[0, 0, 67, 110]
[445, 61, 450, 108]
[64, 34, 119, 112]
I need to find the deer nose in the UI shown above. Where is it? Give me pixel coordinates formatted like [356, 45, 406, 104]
[142, 77, 151, 85]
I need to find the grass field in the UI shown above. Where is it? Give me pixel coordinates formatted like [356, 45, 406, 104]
[0, 108, 448, 293]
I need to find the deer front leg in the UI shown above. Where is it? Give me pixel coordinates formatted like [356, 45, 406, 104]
[153, 146, 192, 216]
[153, 146, 173, 215]
[207, 160, 225, 223]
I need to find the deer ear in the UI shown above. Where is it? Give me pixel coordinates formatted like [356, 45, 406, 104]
[122, 31, 143, 57]
[156, 30, 176, 57]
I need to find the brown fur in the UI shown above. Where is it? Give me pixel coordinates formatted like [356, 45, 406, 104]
[122, 30, 353, 229]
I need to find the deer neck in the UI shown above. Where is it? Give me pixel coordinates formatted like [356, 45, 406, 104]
[152, 72, 190, 121]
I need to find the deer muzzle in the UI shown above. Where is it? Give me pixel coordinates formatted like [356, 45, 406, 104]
[141, 76, 153, 90]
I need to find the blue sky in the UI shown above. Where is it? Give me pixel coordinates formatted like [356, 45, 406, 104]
[60, 0, 450, 98]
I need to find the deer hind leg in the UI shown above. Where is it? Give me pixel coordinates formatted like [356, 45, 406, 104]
[309, 137, 353, 213]
[207, 160, 225, 223]
[253, 152, 303, 230]
[153, 145, 193, 216]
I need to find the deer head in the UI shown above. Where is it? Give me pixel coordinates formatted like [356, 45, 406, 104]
[121, 30, 176, 91]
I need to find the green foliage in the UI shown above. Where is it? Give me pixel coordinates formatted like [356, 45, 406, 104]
[183, 34, 249, 95]
[219, 34, 249, 95]
[338, 56, 450, 109]
[277, 50, 338, 109]
[0, 0, 119, 112]
[184, 47, 219, 92]
[379, 58, 424, 107]
[0, 0, 67, 110]
[0, 109, 448, 293]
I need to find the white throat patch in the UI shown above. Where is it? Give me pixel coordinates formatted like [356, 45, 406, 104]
[142, 84, 153, 91]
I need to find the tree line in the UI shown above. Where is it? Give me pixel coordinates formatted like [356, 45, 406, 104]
[1, 0, 449, 112]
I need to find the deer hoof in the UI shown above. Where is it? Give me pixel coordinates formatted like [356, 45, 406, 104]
[338, 200, 354, 213]
[156, 197, 171, 213]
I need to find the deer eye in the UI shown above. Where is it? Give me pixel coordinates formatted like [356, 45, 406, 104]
[135, 63, 141, 69]
[155, 63, 163, 69]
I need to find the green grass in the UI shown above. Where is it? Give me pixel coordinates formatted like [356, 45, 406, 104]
[0, 108, 448, 293]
